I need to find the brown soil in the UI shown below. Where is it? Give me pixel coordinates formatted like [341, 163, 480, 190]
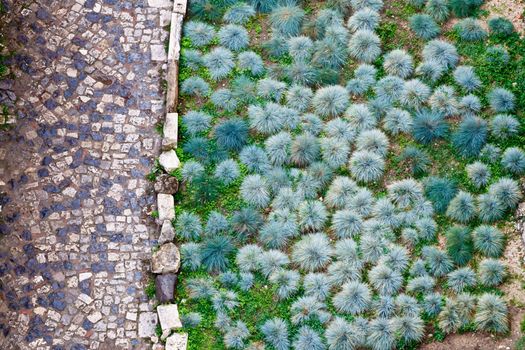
[422, 306, 524, 350]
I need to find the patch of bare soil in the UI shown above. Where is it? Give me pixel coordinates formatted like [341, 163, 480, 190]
[423, 221, 525, 350]
[422, 306, 523, 350]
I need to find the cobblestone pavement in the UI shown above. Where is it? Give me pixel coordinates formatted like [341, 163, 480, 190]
[0, 0, 170, 348]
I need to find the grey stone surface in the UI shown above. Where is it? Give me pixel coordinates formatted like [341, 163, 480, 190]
[158, 193, 176, 221]
[163, 112, 179, 148]
[165, 332, 188, 350]
[159, 220, 176, 244]
[157, 304, 182, 332]
[156, 274, 177, 303]
[151, 243, 181, 274]
[154, 174, 179, 194]
[138, 312, 159, 338]
[0, 0, 171, 348]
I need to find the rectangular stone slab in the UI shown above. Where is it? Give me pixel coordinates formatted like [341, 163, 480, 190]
[157, 304, 182, 332]
[167, 13, 183, 61]
[138, 312, 158, 338]
[157, 193, 175, 221]
[163, 112, 178, 148]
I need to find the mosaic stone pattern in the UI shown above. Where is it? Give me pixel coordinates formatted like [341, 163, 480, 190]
[0, 0, 172, 348]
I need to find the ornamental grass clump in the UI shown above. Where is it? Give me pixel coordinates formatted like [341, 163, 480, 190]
[333, 281, 371, 314]
[422, 246, 453, 277]
[383, 49, 413, 78]
[224, 320, 250, 349]
[466, 162, 490, 188]
[219, 24, 249, 51]
[453, 65, 481, 92]
[425, 0, 449, 22]
[501, 147, 525, 175]
[488, 17, 515, 37]
[447, 267, 477, 292]
[412, 109, 449, 144]
[261, 318, 290, 350]
[474, 293, 508, 333]
[449, 0, 483, 17]
[214, 118, 248, 152]
[240, 174, 270, 208]
[488, 177, 522, 210]
[401, 79, 431, 109]
[473, 225, 504, 258]
[223, 3, 255, 24]
[398, 147, 430, 176]
[369, 263, 403, 295]
[478, 259, 506, 287]
[181, 76, 210, 96]
[201, 236, 234, 272]
[270, 5, 305, 37]
[490, 114, 520, 140]
[312, 85, 349, 118]
[176, 211, 202, 240]
[488, 87, 515, 113]
[269, 269, 301, 299]
[265, 132, 292, 166]
[455, 18, 487, 41]
[356, 129, 389, 156]
[445, 225, 474, 266]
[181, 243, 202, 271]
[240, 145, 270, 173]
[422, 40, 459, 69]
[291, 133, 320, 167]
[452, 117, 488, 157]
[203, 47, 235, 80]
[325, 317, 365, 350]
[409, 14, 440, 39]
[383, 108, 412, 135]
[292, 233, 333, 271]
[206, 211, 229, 236]
[477, 193, 505, 223]
[347, 8, 381, 32]
[238, 51, 264, 75]
[292, 326, 324, 350]
[348, 29, 382, 63]
[290, 296, 331, 325]
[184, 21, 216, 47]
[349, 150, 385, 183]
[367, 318, 395, 350]
[214, 159, 240, 184]
[286, 85, 313, 112]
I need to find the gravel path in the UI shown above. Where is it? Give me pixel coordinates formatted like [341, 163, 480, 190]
[0, 0, 170, 348]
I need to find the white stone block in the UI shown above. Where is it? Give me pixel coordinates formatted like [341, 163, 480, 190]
[138, 312, 158, 338]
[163, 112, 178, 148]
[148, 0, 172, 8]
[166, 332, 188, 350]
[157, 304, 182, 332]
[157, 193, 175, 221]
[159, 150, 180, 173]
[151, 44, 167, 62]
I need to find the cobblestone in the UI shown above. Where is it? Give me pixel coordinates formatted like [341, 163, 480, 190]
[0, 0, 167, 348]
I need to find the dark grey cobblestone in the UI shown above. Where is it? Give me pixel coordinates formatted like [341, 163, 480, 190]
[0, 0, 171, 348]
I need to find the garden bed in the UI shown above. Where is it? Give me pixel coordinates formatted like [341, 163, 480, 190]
[161, 0, 525, 348]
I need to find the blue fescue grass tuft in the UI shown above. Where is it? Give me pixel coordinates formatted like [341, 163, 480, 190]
[409, 14, 440, 40]
[348, 29, 381, 63]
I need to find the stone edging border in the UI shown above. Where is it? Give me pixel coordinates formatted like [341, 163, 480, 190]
[140, 1, 188, 350]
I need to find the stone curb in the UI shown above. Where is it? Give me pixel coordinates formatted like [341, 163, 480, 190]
[140, 1, 188, 349]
